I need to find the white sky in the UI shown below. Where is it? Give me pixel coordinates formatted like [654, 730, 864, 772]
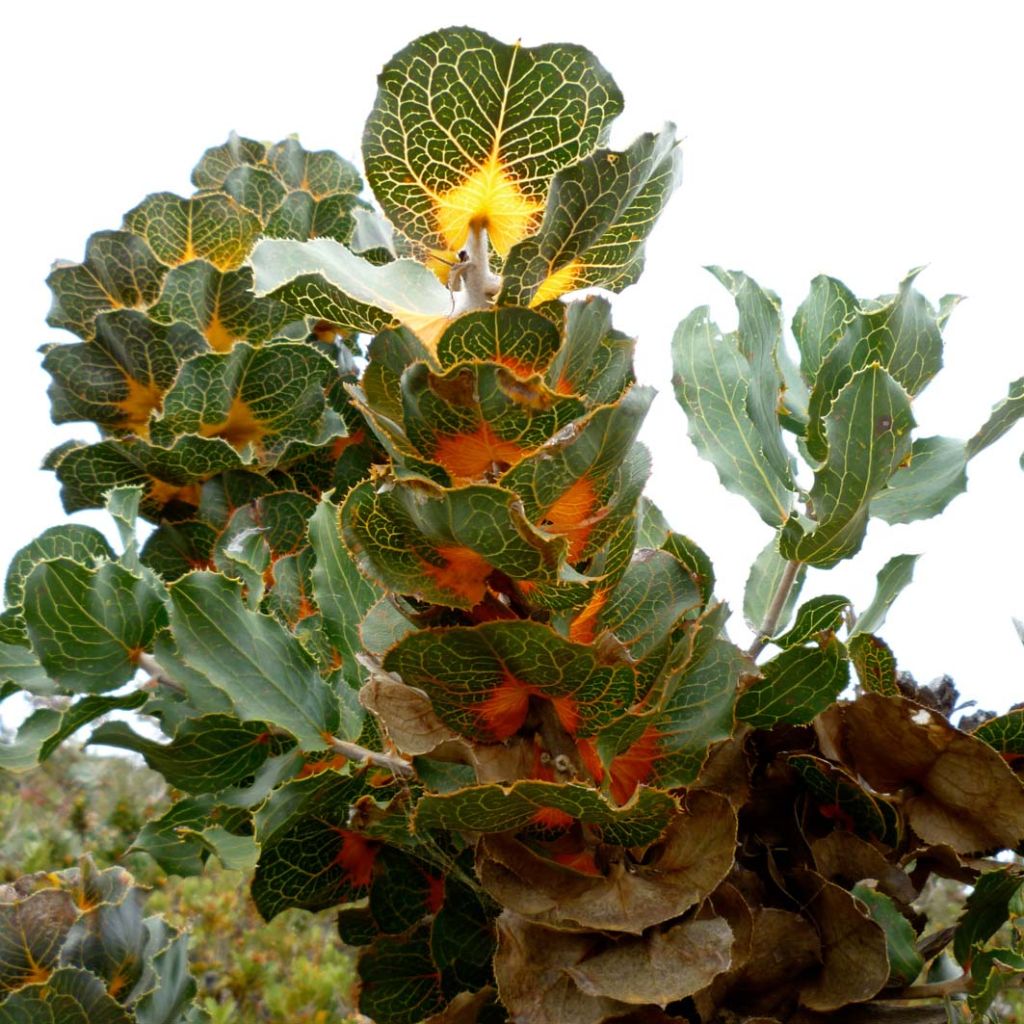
[2, 0, 1022, 720]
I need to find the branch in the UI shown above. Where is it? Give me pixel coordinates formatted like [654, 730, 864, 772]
[529, 696, 586, 780]
[451, 222, 501, 315]
[747, 558, 801, 658]
[892, 971, 1024, 1001]
[326, 736, 415, 779]
[136, 652, 185, 695]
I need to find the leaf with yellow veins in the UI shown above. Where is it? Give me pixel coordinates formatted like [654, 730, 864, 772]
[151, 342, 337, 456]
[250, 237, 451, 349]
[362, 27, 623, 255]
[47, 435, 246, 520]
[123, 192, 262, 270]
[500, 127, 680, 307]
[46, 229, 167, 341]
[42, 310, 206, 436]
[148, 263, 301, 351]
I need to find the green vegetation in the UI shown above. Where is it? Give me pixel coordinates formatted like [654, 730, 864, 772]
[2, 23, 1024, 1024]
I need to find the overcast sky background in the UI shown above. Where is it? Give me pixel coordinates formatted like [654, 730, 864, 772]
[2, 1, 1022, 727]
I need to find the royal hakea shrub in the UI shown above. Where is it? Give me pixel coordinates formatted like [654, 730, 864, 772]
[2, 23, 1024, 1024]
[0, 858, 200, 1022]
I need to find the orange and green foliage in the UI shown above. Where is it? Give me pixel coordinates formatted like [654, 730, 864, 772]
[2, 24, 1024, 1024]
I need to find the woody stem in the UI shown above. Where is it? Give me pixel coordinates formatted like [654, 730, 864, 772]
[451, 222, 502, 315]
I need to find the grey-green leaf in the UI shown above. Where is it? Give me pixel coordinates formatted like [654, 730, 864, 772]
[780, 365, 914, 567]
[851, 554, 920, 637]
[672, 306, 794, 526]
[168, 572, 340, 750]
[23, 559, 167, 693]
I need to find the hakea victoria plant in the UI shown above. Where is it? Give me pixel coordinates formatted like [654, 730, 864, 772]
[2, 23, 1024, 1024]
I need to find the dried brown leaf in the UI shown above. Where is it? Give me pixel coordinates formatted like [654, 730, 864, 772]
[810, 832, 917, 905]
[792, 868, 889, 1012]
[693, 732, 752, 809]
[361, 674, 458, 755]
[839, 694, 1024, 853]
[494, 912, 631, 1024]
[478, 790, 737, 934]
[727, 907, 822, 1016]
[424, 987, 496, 1024]
[566, 917, 733, 1006]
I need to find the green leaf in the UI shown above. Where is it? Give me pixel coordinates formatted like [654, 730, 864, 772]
[413, 780, 676, 847]
[251, 237, 450, 346]
[341, 478, 570, 610]
[87, 715, 280, 794]
[150, 341, 336, 454]
[183, 826, 259, 873]
[501, 385, 654, 566]
[105, 486, 144, 571]
[252, 769, 397, 920]
[191, 133, 267, 189]
[351, 207, 398, 260]
[851, 554, 920, 636]
[706, 267, 795, 489]
[23, 559, 166, 693]
[672, 306, 794, 526]
[436, 307, 561, 376]
[848, 633, 900, 696]
[430, 874, 495, 988]
[147, 263, 299, 350]
[646, 637, 745, 787]
[873, 378, 1024, 524]
[662, 532, 715, 609]
[972, 708, 1024, 755]
[595, 549, 701, 661]
[967, 374, 1024, 457]
[383, 620, 635, 741]
[805, 270, 944, 461]
[791, 274, 857, 386]
[743, 535, 806, 634]
[264, 138, 364, 198]
[780, 365, 914, 567]
[49, 435, 246, 519]
[557, 301, 634, 413]
[968, 947, 1024, 1016]
[5, 526, 115, 608]
[362, 27, 623, 256]
[357, 925, 447, 1024]
[366, 847, 446, 936]
[131, 797, 216, 876]
[400, 361, 585, 481]
[168, 572, 340, 750]
[546, 296, 635, 408]
[0, 966, 133, 1024]
[953, 867, 1024, 965]
[0, 690, 147, 773]
[123, 191, 261, 271]
[0, 888, 78, 994]
[264, 191, 370, 246]
[60, 888, 150, 998]
[870, 436, 968, 524]
[788, 753, 901, 845]
[308, 494, 380, 688]
[134, 925, 198, 1024]
[42, 310, 205, 434]
[221, 164, 287, 220]
[736, 638, 849, 727]
[774, 594, 850, 648]
[47, 230, 167, 341]
[0, 642, 59, 696]
[499, 127, 679, 306]
[851, 884, 924, 986]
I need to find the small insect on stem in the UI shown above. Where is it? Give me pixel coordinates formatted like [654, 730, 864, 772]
[442, 249, 471, 313]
